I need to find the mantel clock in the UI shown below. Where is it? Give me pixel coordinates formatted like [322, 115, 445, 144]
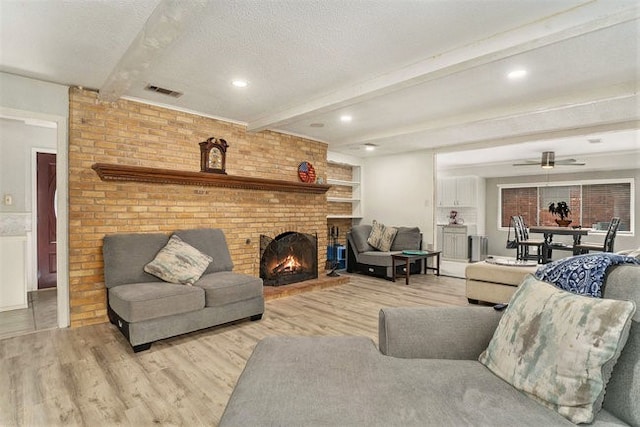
[199, 137, 228, 174]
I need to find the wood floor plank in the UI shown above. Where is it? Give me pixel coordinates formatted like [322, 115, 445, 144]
[0, 273, 467, 426]
[32, 289, 57, 330]
[0, 309, 35, 340]
[0, 289, 58, 340]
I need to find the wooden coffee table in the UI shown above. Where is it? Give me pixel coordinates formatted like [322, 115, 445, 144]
[392, 251, 441, 285]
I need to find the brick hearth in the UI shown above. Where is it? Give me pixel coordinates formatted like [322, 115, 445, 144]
[263, 275, 350, 301]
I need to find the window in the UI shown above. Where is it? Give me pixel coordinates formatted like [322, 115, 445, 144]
[500, 180, 633, 232]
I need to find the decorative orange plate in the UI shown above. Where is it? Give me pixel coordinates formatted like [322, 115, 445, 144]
[297, 161, 316, 183]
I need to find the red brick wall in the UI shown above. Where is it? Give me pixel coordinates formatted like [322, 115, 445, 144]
[68, 88, 329, 327]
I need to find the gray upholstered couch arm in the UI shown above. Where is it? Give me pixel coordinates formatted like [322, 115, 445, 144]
[378, 306, 503, 360]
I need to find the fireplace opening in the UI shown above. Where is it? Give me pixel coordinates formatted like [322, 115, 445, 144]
[260, 232, 318, 286]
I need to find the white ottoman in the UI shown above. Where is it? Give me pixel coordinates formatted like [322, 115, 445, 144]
[465, 260, 538, 305]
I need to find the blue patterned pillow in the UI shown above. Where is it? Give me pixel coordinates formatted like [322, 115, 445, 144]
[535, 253, 640, 298]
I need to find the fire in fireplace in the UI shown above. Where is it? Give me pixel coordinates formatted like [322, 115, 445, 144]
[260, 232, 318, 286]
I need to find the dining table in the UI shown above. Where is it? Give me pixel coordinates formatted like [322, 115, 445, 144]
[529, 225, 589, 260]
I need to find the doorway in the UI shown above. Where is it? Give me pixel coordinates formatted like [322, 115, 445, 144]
[1, 105, 69, 331]
[37, 152, 57, 289]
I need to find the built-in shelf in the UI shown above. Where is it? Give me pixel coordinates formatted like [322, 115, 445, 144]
[92, 163, 331, 194]
[327, 178, 360, 187]
[327, 197, 360, 203]
[326, 157, 363, 221]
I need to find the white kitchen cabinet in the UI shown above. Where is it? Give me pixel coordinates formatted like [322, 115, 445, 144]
[438, 179, 456, 206]
[0, 235, 28, 312]
[455, 177, 477, 207]
[438, 176, 478, 207]
[442, 226, 469, 261]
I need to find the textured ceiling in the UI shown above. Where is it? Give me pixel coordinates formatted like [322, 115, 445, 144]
[1, 0, 638, 174]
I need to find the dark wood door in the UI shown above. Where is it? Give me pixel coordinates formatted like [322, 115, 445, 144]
[37, 152, 57, 289]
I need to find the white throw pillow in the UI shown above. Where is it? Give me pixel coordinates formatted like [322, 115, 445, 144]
[367, 220, 385, 249]
[377, 225, 398, 252]
[367, 220, 398, 252]
[479, 275, 635, 424]
[144, 235, 213, 285]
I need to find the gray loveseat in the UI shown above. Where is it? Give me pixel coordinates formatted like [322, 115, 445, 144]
[220, 264, 640, 426]
[346, 224, 423, 279]
[103, 228, 264, 352]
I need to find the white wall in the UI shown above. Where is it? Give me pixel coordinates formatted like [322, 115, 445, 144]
[362, 150, 435, 247]
[0, 73, 69, 115]
[485, 169, 640, 259]
[0, 119, 57, 213]
[0, 72, 70, 327]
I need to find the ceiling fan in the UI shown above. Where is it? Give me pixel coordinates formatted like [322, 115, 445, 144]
[512, 151, 585, 169]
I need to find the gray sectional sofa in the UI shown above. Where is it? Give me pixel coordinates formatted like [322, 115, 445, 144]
[346, 224, 423, 279]
[103, 228, 264, 352]
[220, 264, 640, 426]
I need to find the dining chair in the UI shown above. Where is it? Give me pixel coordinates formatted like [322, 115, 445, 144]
[573, 217, 621, 255]
[512, 215, 547, 264]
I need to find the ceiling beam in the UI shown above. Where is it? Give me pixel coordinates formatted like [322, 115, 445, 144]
[98, 0, 206, 103]
[331, 93, 639, 157]
[336, 84, 638, 146]
[432, 120, 640, 155]
[408, 94, 638, 150]
[246, 3, 639, 133]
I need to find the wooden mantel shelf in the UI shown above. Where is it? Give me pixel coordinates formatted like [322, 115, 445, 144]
[91, 163, 331, 194]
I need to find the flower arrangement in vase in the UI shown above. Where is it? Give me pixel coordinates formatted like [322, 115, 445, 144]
[548, 201, 572, 227]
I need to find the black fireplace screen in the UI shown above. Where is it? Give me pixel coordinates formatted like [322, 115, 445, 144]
[260, 232, 318, 286]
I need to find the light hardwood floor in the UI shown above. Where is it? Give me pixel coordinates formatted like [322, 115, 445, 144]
[0, 273, 468, 426]
[0, 289, 58, 340]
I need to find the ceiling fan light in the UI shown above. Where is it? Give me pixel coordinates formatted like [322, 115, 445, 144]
[541, 151, 555, 168]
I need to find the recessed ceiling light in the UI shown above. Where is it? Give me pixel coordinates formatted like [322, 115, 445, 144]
[340, 115, 352, 123]
[231, 79, 248, 88]
[507, 69, 527, 80]
[364, 143, 376, 151]
[310, 122, 324, 128]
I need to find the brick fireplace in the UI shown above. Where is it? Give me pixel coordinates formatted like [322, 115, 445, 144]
[67, 88, 330, 327]
[260, 232, 318, 286]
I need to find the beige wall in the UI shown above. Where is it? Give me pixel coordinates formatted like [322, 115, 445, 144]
[68, 88, 329, 327]
[363, 150, 436, 247]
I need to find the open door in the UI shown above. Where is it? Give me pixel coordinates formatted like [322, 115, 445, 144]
[37, 152, 56, 289]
